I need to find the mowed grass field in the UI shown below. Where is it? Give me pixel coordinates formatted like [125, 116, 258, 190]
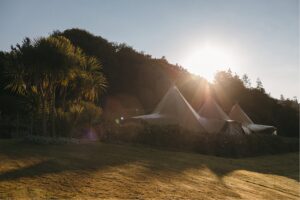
[0, 139, 299, 199]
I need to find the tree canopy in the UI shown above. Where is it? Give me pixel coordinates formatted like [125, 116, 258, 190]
[1, 35, 107, 137]
[0, 28, 298, 138]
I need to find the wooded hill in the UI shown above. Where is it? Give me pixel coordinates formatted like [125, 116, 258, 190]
[0, 28, 298, 137]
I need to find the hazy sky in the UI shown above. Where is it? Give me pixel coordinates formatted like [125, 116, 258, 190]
[0, 0, 299, 99]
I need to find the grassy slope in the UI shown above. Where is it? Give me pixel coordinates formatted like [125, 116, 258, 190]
[0, 140, 299, 199]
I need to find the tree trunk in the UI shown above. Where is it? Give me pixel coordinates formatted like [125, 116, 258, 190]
[30, 114, 33, 135]
[42, 100, 47, 136]
[62, 88, 67, 112]
[16, 113, 20, 137]
[51, 91, 56, 137]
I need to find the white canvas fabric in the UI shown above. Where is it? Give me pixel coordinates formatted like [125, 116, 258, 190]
[132, 86, 246, 135]
[132, 86, 206, 132]
[198, 97, 230, 120]
[228, 104, 253, 126]
[222, 120, 247, 135]
[197, 117, 226, 134]
[198, 98, 246, 135]
[247, 124, 277, 135]
[241, 126, 252, 135]
[229, 103, 277, 135]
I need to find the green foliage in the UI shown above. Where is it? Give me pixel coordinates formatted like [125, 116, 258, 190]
[2, 35, 107, 137]
[76, 101, 103, 127]
[242, 74, 251, 88]
[101, 123, 298, 157]
[213, 70, 298, 137]
[0, 28, 298, 138]
[54, 29, 189, 111]
[56, 101, 103, 137]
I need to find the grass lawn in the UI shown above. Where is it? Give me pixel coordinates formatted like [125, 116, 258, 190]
[0, 139, 299, 199]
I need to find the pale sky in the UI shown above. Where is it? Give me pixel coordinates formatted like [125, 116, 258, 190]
[0, 0, 299, 99]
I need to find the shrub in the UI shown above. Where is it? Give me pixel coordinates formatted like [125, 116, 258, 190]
[55, 101, 103, 138]
[24, 135, 80, 144]
[98, 121, 299, 158]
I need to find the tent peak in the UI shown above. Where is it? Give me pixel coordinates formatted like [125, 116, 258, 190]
[198, 97, 230, 120]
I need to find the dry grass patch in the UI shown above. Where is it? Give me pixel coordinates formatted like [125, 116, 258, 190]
[0, 139, 299, 199]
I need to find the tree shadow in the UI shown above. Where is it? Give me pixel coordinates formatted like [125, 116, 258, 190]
[0, 160, 63, 181]
[0, 140, 298, 198]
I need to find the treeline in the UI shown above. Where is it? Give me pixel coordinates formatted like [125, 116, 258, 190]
[0, 28, 298, 138]
[0, 35, 106, 137]
[212, 70, 299, 137]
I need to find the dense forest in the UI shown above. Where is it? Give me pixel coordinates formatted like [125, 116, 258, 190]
[0, 28, 298, 138]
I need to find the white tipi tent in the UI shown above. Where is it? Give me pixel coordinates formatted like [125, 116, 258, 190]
[198, 97, 230, 120]
[131, 86, 206, 132]
[228, 103, 253, 125]
[198, 97, 245, 135]
[131, 86, 245, 135]
[229, 104, 277, 135]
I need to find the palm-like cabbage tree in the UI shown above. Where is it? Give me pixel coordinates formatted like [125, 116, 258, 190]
[80, 56, 107, 102]
[5, 36, 107, 137]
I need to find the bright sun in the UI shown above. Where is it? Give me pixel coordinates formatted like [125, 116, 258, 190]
[180, 42, 237, 82]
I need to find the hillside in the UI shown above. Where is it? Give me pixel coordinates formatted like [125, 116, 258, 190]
[0, 28, 298, 138]
[0, 139, 298, 199]
[56, 29, 299, 137]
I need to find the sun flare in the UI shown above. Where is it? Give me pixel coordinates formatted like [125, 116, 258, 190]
[181, 42, 238, 82]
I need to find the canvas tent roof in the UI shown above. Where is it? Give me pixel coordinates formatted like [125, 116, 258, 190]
[132, 86, 206, 132]
[198, 117, 228, 134]
[228, 104, 253, 126]
[198, 97, 225, 132]
[198, 97, 245, 135]
[198, 97, 230, 120]
[229, 103, 277, 135]
[221, 120, 246, 136]
[247, 124, 277, 134]
[131, 86, 246, 135]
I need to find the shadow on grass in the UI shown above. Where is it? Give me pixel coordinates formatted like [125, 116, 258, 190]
[0, 139, 298, 187]
[0, 160, 64, 181]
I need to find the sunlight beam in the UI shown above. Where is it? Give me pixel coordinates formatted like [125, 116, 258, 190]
[180, 41, 239, 82]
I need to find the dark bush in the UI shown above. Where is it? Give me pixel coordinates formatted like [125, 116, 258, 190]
[98, 122, 299, 158]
